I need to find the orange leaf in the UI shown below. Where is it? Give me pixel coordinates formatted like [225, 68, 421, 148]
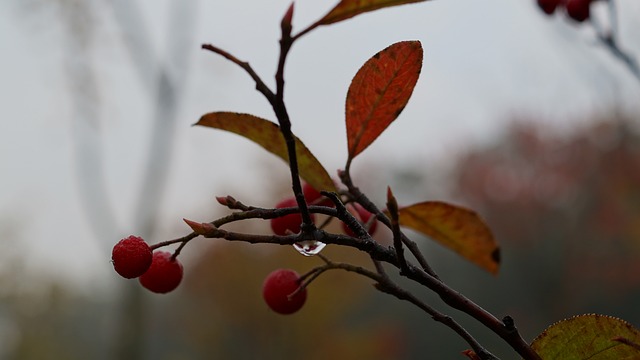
[396, 201, 500, 274]
[318, 0, 430, 25]
[531, 314, 640, 359]
[195, 112, 336, 193]
[346, 41, 423, 159]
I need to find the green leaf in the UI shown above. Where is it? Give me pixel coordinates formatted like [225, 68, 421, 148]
[395, 201, 500, 274]
[195, 112, 336, 193]
[531, 314, 640, 359]
[318, 0, 430, 25]
[346, 41, 423, 160]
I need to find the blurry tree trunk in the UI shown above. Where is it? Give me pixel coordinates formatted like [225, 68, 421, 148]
[58, 1, 197, 359]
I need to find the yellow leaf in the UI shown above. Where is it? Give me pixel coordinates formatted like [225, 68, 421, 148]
[195, 112, 336, 193]
[396, 201, 499, 274]
[531, 314, 640, 359]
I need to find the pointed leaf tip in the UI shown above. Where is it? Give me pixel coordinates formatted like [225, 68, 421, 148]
[318, 0, 430, 25]
[396, 201, 499, 274]
[346, 41, 423, 160]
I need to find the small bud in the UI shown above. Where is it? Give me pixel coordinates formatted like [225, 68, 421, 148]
[281, 3, 294, 32]
[183, 218, 216, 235]
[386, 186, 399, 215]
[216, 196, 229, 206]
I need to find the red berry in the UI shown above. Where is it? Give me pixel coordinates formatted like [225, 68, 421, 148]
[270, 197, 316, 236]
[302, 183, 334, 207]
[139, 251, 184, 294]
[537, 0, 562, 15]
[111, 235, 153, 279]
[566, 0, 590, 22]
[262, 269, 307, 314]
[342, 203, 378, 237]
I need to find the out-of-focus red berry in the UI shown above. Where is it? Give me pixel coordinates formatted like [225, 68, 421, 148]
[139, 251, 184, 294]
[566, 0, 591, 22]
[270, 197, 316, 236]
[537, 0, 563, 15]
[262, 269, 307, 315]
[302, 183, 335, 207]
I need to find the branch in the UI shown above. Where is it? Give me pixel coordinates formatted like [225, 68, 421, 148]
[590, 0, 640, 82]
[404, 266, 540, 360]
[597, 33, 640, 82]
[338, 170, 440, 279]
[331, 175, 541, 357]
[375, 279, 498, 360]
[162, 199, 539, 359]
[307, 255, 498, 360]
[322, 191, 376, 242]
[272, 9, 315, 229]
[201, 8, 315, 229]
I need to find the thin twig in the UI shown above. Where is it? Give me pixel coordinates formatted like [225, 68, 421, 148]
[320, 256, 498, 360]
[338, 170, 440, 279]
[321, 191, 375, 242]
[201, 44, 276, 103]
[403, 266, 540, 360]
[150, 231, 200, 255]
[386, 188, 410, 274]
[589, 0, 640, 82]
[272, 20, 315, 229]
[215, 195, 254, 211]
[597, 34, 640, 81]
[374, 280, 499, 360]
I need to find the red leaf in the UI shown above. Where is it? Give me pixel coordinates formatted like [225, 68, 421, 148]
[318, 0, 430, 25]
[346, 41, 423, 160]
[195, 112, 336, 193]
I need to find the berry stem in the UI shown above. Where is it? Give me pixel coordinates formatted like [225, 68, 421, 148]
[150, 232, 198, 250]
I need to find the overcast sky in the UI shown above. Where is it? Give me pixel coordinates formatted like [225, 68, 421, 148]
[1, 0, 639, 290]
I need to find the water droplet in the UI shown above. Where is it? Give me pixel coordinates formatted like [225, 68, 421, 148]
[293, 240, 326, 256]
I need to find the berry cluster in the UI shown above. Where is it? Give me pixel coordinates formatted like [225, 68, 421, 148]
[111, 235, 183, 294]
[537, 0, 594, 22]
[111, 183, 378, 312]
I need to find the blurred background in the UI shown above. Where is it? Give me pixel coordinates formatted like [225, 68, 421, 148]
[1, 0, 640, 359]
